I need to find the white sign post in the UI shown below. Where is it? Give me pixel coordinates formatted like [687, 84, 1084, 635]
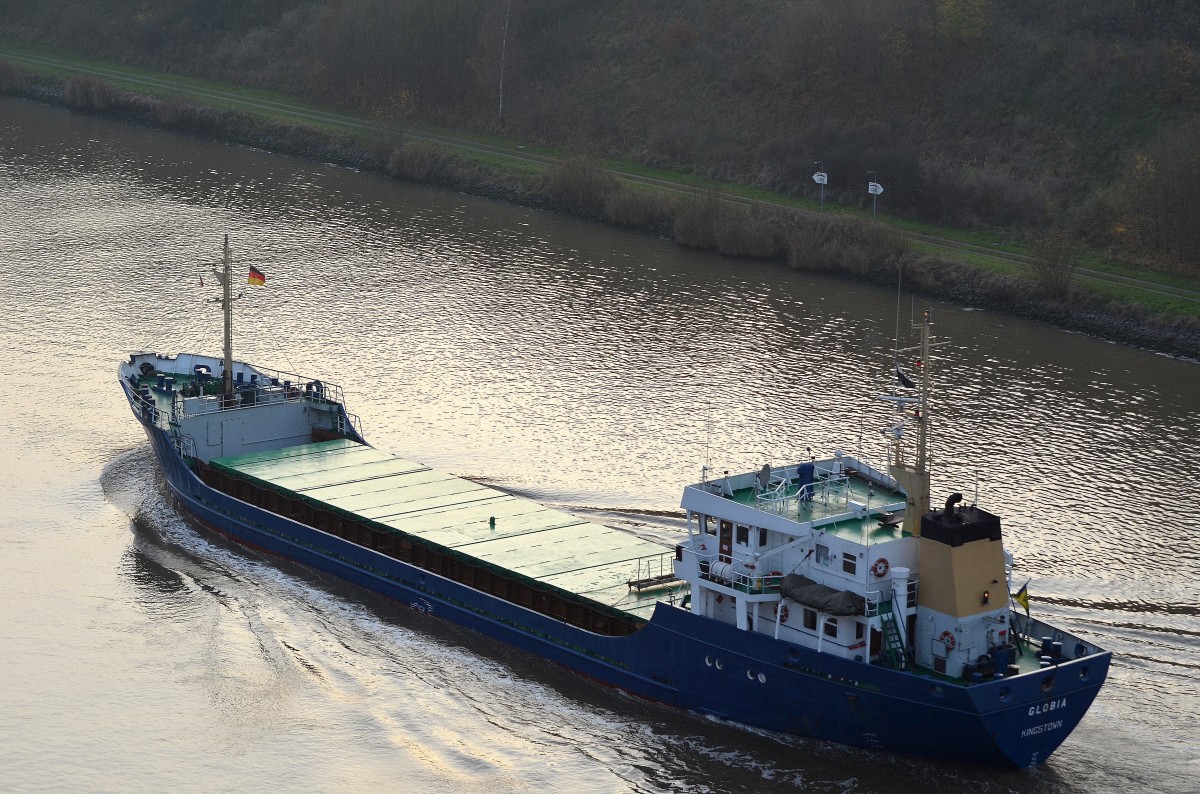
[812, 166, 828, 210]
[868, 179, 884, 220]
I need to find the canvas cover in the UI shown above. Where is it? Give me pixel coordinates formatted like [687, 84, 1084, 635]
[780, 573, 866, 616]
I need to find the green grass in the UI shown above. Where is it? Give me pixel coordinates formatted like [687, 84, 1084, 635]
[1074, 281, 1200, 318]
[908, 240, 1026, 277]
[452, 149, 546, 177]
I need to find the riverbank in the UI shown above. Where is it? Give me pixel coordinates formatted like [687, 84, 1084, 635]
[3, 59, 1197, 358]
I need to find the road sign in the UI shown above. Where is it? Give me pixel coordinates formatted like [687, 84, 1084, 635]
[813, 172, 828, 185]
[868, 181, 884, 195]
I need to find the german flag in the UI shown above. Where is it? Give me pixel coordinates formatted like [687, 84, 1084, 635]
[247, 266, 266, 286]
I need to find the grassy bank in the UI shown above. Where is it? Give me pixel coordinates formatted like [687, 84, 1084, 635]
[2, 51, 1198, 358]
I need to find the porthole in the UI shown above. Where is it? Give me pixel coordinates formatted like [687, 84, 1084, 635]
[757, 673, 767, 684]
[705, 655, 713, 667]
[1041, 675, 1056, 693]
[998, 686, 1012, 702]
[1078, 666, 1089, 682]
[929, 685, 944, 699]
[715, 659, 724, 671]
[746, 670, 755, 680]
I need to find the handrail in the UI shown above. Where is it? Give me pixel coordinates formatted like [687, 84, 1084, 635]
[865, 578, 918, 617]
[127, 381, 164, 428]
[627, 552, 685, 592]
[124, 355, 349, 412]
[754, 470, 853, 516]
[173, 382, 343, 417]
[173, 433, 198, 460]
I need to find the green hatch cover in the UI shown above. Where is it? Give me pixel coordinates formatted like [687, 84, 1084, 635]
[211, 440, 674, 619]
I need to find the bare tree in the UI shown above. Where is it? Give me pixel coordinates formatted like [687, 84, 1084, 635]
[1029, 229, 1079, 301]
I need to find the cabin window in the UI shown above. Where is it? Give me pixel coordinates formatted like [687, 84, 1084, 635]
[823, 618, 838, 638]
[803, 609, 817, 630]
[736, 525, 749, 546]
[815, 544, 830, 566]
[842, 552, 857, 575]
[758, 528, 767, 547]
[856, 621, 865, 640]
[702, 516, 715, 536]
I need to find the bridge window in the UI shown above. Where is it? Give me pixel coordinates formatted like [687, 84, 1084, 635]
[823, 618, 838, 638]
[803, 608, 817, 630]
[842, 552, 857, 575]
[815, 544, 830, 566]
[736, 525, 749, 545]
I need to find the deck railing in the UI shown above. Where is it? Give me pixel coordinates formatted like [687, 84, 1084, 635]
[169, 383, 362, 437]
[754, 468, 852, 516]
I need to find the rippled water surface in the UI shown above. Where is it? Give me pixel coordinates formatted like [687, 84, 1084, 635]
[2, 96, 1198, 792]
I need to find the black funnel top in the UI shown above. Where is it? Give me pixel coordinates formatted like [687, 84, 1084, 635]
[921, 497, 1002, 547]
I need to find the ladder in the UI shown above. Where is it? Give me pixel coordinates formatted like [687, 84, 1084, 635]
[879, 599, 909, 670]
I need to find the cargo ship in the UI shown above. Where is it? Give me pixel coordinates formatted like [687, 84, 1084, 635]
[118, 238, 1109, 767]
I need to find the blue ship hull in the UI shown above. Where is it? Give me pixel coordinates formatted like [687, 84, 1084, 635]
[128, 397, 1109, 768]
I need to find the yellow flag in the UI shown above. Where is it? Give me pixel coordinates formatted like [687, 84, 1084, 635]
[1012, 581, 1030, 616]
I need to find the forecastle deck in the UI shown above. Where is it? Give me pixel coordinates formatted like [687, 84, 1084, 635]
[198, 439, 680, 634]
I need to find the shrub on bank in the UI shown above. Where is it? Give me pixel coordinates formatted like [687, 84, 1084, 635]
[0, 59, 25, 93]
[711, 204, 789, 259]
[785, 213, 908, 275]
[603, 186, 674, 233]
[387, 141, 442, 182]
[63, 74, 114, 111]
[671, 195, 721, 250]
[1028, 228, 1080, 301]
[537, 157, 618, 218]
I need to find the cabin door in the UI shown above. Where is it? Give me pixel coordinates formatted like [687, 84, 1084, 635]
[719, 520, 734, 563]
[220, 417, 243, 458]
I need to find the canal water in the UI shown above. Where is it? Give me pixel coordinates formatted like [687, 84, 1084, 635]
[1, 95, 1197, 793]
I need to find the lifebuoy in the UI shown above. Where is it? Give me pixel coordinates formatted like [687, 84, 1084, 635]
[778, 605, 789, 624]
[939, 630, 957, 651]
[871, 557, 890, 577]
